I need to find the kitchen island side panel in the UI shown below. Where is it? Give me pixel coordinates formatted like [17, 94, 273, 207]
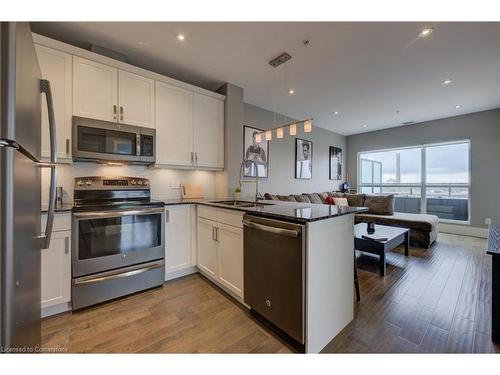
[306, 214, 355, 353]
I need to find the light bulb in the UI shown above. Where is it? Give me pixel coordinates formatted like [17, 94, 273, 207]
[289, 123, 297, 136]
[304, 120, 312, 133]
[265, 130, 272, 141]
[276, 127, 284, 138]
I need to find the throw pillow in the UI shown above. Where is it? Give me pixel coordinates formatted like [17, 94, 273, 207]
[326, 196, 334, 205]
[344, 193, 366, 207]
[277, 194, 297, 202]
[293, 194, 311, 203]
[333, 197, 349, 207]
[304, 193, 323, 204]
[364, 194, 394, 215]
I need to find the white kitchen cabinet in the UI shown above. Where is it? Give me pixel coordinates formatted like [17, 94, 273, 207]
[165, 205, 194, 276]
[41, 230, 71, 310]
[118, 70, 155, 128]
[218, 223, 244, 298]
[73, 56, 118, 122]
[155, 82, 194, 166]
[36, 44, 72, 161]
[197, 207, 244, 300]
[197, 217, 219, 280]
[193, 93, 224, 169]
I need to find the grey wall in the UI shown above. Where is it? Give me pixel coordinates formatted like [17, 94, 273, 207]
[241, 103, 346, 196]
[346, 108, 500, 228]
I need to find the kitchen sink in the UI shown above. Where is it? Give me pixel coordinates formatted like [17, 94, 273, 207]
[210, 200, 274, 208]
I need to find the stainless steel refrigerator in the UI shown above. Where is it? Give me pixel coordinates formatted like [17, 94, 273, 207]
[1, 22, 57, 352]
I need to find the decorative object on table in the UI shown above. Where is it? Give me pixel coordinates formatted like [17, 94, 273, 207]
[362, 234, 389, 242]
[295, 138, 313, 179]
[233, 186, 241, 200]
[341, 172, 351, 192]
[367, 221, 376, 234]
[243, 125, 269, 178]
[329, 146, 342, 180]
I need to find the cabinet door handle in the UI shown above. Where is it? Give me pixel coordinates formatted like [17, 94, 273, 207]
[120, 106, 124, 121]
[64, 236, 69, 254]
[195, 152, 198, 164]
[191, 152, 194, 164]
[212, 227, 216, 241]
[66, 139, 70, 155]
[113, 105, 117, 120]
[165, 210, 169, 223]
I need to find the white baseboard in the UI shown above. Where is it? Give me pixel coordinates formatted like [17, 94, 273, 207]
[439, 223, 488, 238]
[41, 302, 71, 318]
[164, 266, 198, 281]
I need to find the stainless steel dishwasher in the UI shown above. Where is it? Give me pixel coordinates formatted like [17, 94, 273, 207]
[243, 214, 305, 345]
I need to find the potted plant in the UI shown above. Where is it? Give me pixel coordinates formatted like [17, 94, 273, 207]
[233, 186, 241, 200]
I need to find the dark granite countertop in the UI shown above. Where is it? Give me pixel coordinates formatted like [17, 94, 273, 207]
[487, 225, 500, 255]
[163, 198, 367, 224]
[40, 198, 368, 223]
[41, 203, 74, 214]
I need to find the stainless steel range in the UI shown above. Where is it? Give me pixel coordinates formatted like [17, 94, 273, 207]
[71, 176, 165, 310]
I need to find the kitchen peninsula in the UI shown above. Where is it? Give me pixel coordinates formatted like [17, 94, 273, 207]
[163, 198, 367, 353]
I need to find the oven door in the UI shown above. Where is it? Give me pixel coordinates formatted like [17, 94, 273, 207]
[72, 206, 165, 277]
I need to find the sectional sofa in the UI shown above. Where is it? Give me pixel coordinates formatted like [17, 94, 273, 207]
[263, 192, 438, 248]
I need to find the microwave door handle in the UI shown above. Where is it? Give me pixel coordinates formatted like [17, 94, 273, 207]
[39, 79, 57, 249]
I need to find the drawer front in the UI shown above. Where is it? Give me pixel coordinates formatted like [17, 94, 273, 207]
[197, 205, 218, 222]
[216, 208, 244, 228]
[41, 212, 72, 233]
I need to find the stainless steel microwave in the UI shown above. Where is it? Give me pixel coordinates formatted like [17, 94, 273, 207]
[72, 116, 155, 164]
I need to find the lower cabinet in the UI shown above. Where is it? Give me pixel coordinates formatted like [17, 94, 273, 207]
[197, 217, 220, 280]
[217, 223, 244, 297]
[197, 210, 244, 300]
[41, 230, 71, 310]
[165, 205, 197, 279]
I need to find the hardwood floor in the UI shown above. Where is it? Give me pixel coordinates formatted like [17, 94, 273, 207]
[42, 233, 500, 353]
[323, 233, 500, 353]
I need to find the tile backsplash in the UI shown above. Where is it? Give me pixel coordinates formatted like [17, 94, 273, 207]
[41, 162, 217, 205]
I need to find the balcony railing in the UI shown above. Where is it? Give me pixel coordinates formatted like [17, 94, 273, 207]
[359, 183, 469, 222]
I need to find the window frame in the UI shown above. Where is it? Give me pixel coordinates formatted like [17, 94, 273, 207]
[357, 139, 471, 224]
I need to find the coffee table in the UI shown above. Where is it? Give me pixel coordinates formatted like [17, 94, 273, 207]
[354, 223, 410, 276]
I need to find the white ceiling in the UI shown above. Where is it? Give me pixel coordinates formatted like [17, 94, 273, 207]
[31, 22, 500, 135]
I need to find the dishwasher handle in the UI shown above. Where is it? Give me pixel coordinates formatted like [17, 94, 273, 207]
[242, 220, 301, 237]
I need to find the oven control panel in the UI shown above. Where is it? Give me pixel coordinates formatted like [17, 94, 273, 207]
[74, 176, 149, 190]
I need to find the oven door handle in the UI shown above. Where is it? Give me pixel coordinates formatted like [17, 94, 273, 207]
[73, 207, 165, 219]
[73, 261, 165, 286]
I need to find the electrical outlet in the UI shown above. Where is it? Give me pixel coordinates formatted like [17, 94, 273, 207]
[485, 218, 492, 225]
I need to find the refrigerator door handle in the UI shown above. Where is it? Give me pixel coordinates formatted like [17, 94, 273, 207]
[39, 79, 57, 249]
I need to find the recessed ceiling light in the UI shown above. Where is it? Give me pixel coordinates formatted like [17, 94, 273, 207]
[288, 89, 295, 95]
[455, 105, 461, 109]
[333, 111, 339, 115]
[138, 41, 149, 46]
[419, 28, 434, 38]
[177, 33, 185, 41]
[441, 79, 453, 85]
[363, 124, 367, 128]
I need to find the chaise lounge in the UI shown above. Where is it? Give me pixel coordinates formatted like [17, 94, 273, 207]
[263, 192, 438, 248]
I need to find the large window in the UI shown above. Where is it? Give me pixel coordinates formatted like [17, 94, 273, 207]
[358, 140, 470, 222]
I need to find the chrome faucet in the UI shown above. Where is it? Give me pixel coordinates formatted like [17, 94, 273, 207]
[239, 160, 259, 202]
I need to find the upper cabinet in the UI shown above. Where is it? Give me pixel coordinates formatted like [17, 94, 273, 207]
[193, 93, 224, 169]
[73, 56, 118, 122]
[118, 70, 155, 128]
[36, 44, 73, 161]
[155, 81, 194, 166]
[34, 34, 225, 170]
[155, 82, 224, 170]
[73, 57, 155, 128]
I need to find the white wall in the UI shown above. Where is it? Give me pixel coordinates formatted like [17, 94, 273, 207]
[42, 163, 217, 205]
